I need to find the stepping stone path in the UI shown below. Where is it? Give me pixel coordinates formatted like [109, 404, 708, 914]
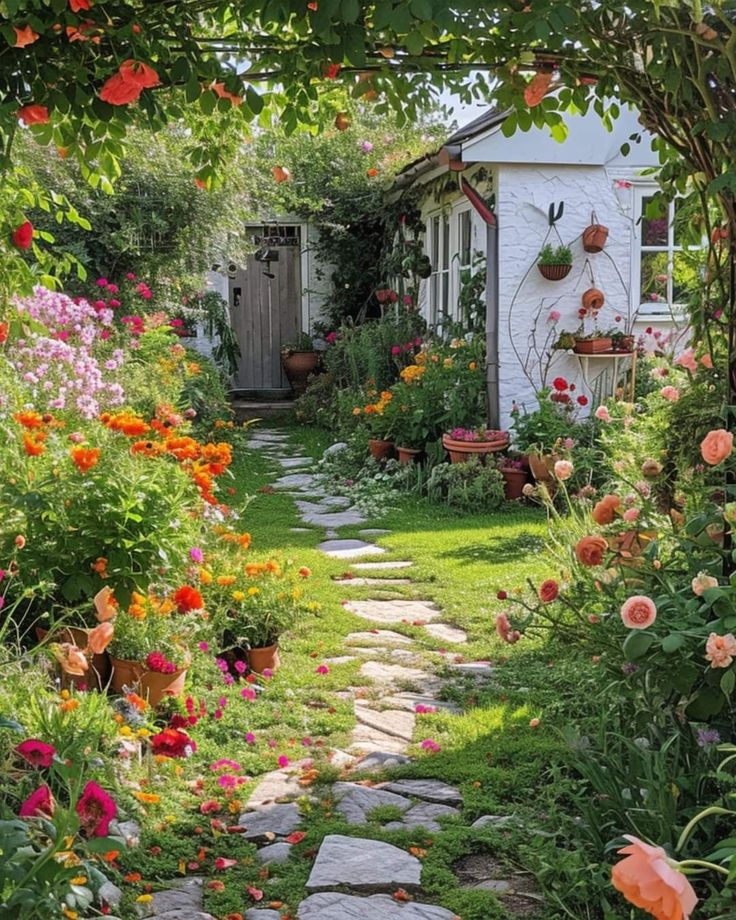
[220, 432, 526, 918]
[146, 878, 215, 919]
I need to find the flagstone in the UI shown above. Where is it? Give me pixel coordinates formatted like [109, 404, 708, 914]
[447, 661, 496, 676]
[354, 702, 416, 742]
[318, 539, 386, 559]
[278, 456, 313, 469]
[332, 782, 412, 824]
[384, 801, 460, 831]
[349, 724, 410, 755]
[424, 623, 468, 644]
[246, 768, 304, 807]
[256, 842, 293, 865]
[380, 693, 458, 714]
[345, 599, 440, 625]
[301, 509, 366, 527]
[359, 661, 442, 693]
[239, 803, 302, 840]
[298, 892, 457, 919]
[335, 577, 412, 586]
[305, 835, 421, 893]
[273, 473, 319, 490]
[345, 630, 413, 646]
[352, 560, 413, 570]
[379, 780, 462, 805]
[359, 529, 392, 536]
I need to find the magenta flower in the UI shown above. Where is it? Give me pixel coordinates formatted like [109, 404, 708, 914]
[15, 739, 56, 768]
[244, 732, 256, 744]
[198, 641, 209, 652]
[241, 687, 256, 701]
[262, 668, 273, 679]
[76, 781, 117, 836]
[277, 755, 290, 768]
[19, 784, 55, 818]
[190, 547, 204, 564]
[391, 345, 401, 355]
[316, 664, 330, 675]
[420, 739, 441, 753]
[234, 660, 247, 674]
[415, 704, 438, 714]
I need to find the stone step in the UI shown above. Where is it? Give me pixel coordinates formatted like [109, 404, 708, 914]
[345, 630, 414, 647]
[319, 540, 386, 559]
[273, 473, 319, 490]
[345, 599, 441, 625]
[352, 560, 413, 571]
[359, 529, 392, 537]
[246, 766, 304, 807]
[383, 801, 461, 832]
[298, 892, 458, 919]
[424, 623, 468, 644]
[302, 509, 366, 527]
[354, 702, 416, 742]
[359, 661, 442, 694]
[382, 692, 459, 714]
[305, 835, 421, 894]
[378, 780, 462, 806]
[335, 577, 412, 587]
[277, 456, 313, 469]
[332, 782, 412, 825]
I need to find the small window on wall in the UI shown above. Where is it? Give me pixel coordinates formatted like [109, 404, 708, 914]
[428, 212, 450, 324]
[635, 191, 700, 316]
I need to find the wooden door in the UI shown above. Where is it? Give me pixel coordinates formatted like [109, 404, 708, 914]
[229, 226, 302, 391]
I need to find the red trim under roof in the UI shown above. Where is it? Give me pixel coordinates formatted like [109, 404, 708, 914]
[460, 177, 496, 227]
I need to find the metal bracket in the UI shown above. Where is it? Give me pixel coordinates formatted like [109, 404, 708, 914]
[548, 202, 564, 226]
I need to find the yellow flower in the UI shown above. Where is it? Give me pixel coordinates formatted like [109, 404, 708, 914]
[70, 876, 87, 886]
[119, 725, 133, 737]
[469, 361, 477, 370]
[134, 791, 161, 804]
[247, 587, 260, 597]
[291, 588, 303, 600]
[228, 799, 242, 814]
[137, 728, 151, 738]
[443, 357, 453, 368]
[232, 590, 245, 602]
[136, 894, 153, 904]
[199, 568, 213, 585]
[63, 909, 78, 919]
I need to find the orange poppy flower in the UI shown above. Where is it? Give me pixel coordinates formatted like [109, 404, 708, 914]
[212, 82, 243, 106]
[14, 410, 45, 429]
[70, 446, 101, 473]
[17, 104, 50, 124]
[23, 432, 46, 456]
[524, 70, 553, 107]
[14, 25, 39, 47]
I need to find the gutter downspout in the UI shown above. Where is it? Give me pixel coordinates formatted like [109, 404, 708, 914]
[461, 176, 500, 430]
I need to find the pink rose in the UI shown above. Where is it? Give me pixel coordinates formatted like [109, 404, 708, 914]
[705, 632, 736, 668]
[674, 348, 698, 373]
[692, 572, 718, 596]
[659, 385, 680, 401]
[701, 429, 734, 466]
[595, 405, 611, 422]
[620, 595, 657, 629]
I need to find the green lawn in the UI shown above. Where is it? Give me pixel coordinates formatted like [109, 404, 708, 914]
[114, 421, 613, 920]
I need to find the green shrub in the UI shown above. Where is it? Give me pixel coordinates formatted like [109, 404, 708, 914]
[426, 458, 505, 511]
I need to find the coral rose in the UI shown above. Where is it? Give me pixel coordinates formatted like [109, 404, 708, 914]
[620, 595, 657, 629]
[612, 834, 697, 920]
[674, 347, 698, 373]
[575, 535, 608, 566]
[705, 632, 736, 668]
[700, 428, 733, 466]
[538, 579, 559, 603]
[659, 385, 680, 401]
[94, 586, 117, 621]
[591, 495, 620, 526]
[554, 460, 573, 481]
[87, 622, 114, 654]
[691, 572, 718, 596]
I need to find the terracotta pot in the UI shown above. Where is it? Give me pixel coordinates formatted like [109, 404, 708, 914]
[538, 263, 572, 281]
[248, 643, 280, 674]
[527, 451, 556, 482]
[109, 656, 188, 705]
[368, 438, 395, 461]
[441, 434, 509, 464]
[573, 337, 613, 355]
[582, 287, 605, 312]
[397, 446, 423, 465]
[500, 468, 528, 500]
[281, 350, 319, 394]
[582, 223, 609, 253]
[36, 626, 110, 690]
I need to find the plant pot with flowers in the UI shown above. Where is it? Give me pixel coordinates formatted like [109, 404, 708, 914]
[573, 330, 614, 354]
[354, 390, 397, 460]
[496, 456, 529, 500]
[510, 390, 580, 488]
[106, 584, 205, 705]
[281, 332, 320, 394]
[442, 427, 509, 464]
[208, 556, 313, 674]
[537, 243, 573, 281]
[390, 370, 434, 463]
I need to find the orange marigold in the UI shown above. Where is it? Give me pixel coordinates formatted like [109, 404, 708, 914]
[216, 575, 236, 587]
[14, 410, 45, 429]
[70, 447, 101, 473]
[23, 432, 46, 456]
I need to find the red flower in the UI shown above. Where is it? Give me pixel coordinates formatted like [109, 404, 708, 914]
[70, 446, 101, 472]
[552, 376, 569, 392]
[215, 857, 238, 870]
[99, 61, 159, 106]
[496, 590, 508, 600]
[285, 831, 306, 844]
[17, 104, 49, 125]
[173, 585, 204, 613]
[324, 63, 341, 79]
[0, 322, 8, 344]
[538, 579, 559, 603]
[151, 728, 195, 758]
[76, 781, 117, 837]
[19, 784, 55, 818]
[212, 82, 243, 106]
[12, 220, 33, 250]
[146, 651, 176, 674]
[577, 395, 589, 406]
[15, 739, 56, 767]
[70, 0, 92, 10]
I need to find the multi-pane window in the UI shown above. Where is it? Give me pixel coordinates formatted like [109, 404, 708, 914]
[428, 213, 450, 323]
[636, 193, 697, 315]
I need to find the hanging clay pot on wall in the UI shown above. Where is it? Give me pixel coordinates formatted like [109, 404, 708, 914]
[582, 223, 609, 253]
[582, 287, 605, 313]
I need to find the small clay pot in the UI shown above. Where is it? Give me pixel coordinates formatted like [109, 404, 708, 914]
[500, 468, 529, 500]
[368, 438, 395, 461]
[397, 446, 423, 465]
[582, 287, 605, 313]
[109, 656, 188, 705]
[248, 643, 281, 674]
[573, 337, 613, 354]
[36, 625, 110, 690]
[441, 434, 509, 464]
[582, 223, 609, 253]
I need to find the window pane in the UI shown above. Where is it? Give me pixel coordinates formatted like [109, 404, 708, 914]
[430, 274, 438, 320]
[459, 211, 471, 266]
[640, 251, 669, 306]
[431, 216, 439, 263]
[441, 272, 449, 313]
[672, 250, 697, 303]
[442, 217, 450, 268]
[641, 196, 668, 246]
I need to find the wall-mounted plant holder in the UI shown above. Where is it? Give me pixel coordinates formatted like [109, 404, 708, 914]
[582, 211, 609, 253]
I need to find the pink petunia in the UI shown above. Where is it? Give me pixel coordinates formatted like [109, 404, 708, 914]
[76, 781, 117, 837]
[316, 664, 330, 675]
[420, 739, 441, 752]
[15, 739, 56, 768]
[277, 755, 290, 768]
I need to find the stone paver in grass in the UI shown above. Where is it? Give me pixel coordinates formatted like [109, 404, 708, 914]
[345, 630, 414, 646]
[323, 655, 358, 665]
[295, 498, 351, 513]
[384, 801, 461, 832]
[447, 661, 496, 676]
[359, 660, 442, 693]
[246, 910, 282, 920]
[359, 528, 392, 536]
[246, 767, 304, 807]
[277, 456, 313, 469]
[351, 560, 413, 570]
[238, 803, 302, 841]
[345, 599, 441, 625]
[351, 751, 412, 772]
[381, 692, 459, 714]
[335, 576, 412, 587]
[256, 842, 293, 865]
[332, 782, 412, 825]
[423, 623, 468, 644]
[318, 539, 386, 559]
[298, 892, 459, 920]
[289, 527, 312, 533]
[149, 878, 213, 919]
[305, 835, 422, 893]
[301, 509, 366, 528]
[350, 723, 411, 755]
[354, 701, 416, 742]
[273, 472, 319, 490]
[379, 780, 463, 805]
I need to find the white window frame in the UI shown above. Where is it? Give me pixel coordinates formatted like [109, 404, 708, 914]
[427, 210, 451, 325]
[631, 185, 698, 318]
[453, 205, 473, 318]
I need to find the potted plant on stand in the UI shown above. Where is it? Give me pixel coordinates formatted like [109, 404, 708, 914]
[107, 586, 204, 705]
[537, 244, 573, 281]
[281, 332, 320, 394]
[441, 426, 509, 463]
[510, 390, 578, 485]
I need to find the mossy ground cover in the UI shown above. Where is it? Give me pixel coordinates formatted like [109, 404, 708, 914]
[107, 420, 611, 919]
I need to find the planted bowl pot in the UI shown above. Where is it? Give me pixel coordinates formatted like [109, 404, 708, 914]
[538, 263, 572, 281]
[500, 468, 529, 500]
[281, 350, 319, 394]
[248, 643, 280, 674]
[368, 438, 395, 461]
[36, 625, 110, 690]
[397, 446, 423, 465]
[573, 336, 613, 355]
[109, 656, 188, 705]
[442, 433, 509, 464]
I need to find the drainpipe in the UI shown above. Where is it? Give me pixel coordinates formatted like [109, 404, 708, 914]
[460, 177, 500, 430]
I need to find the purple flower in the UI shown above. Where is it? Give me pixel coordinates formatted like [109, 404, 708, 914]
[361, 140, 374, 153]
[190, 547, 204, 564]
[697, 728, 721, 748]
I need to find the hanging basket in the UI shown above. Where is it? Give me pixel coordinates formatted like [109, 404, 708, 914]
[582, 223, 609, 253]
[538, 263, 572, 281]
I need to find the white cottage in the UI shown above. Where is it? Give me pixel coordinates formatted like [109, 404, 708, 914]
[391, 106, 689, 428]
